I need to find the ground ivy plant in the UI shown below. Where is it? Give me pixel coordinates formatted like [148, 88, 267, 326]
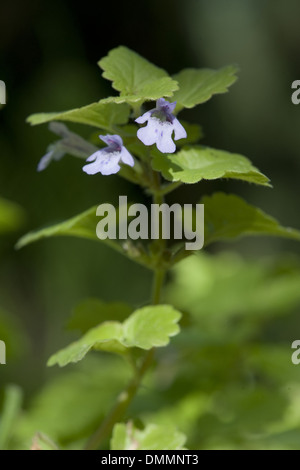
[18, 46, 300, 450]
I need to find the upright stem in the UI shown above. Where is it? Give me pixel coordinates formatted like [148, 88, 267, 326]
[151, 171, 166, 305]
[152, 269, 166, 305]
[84, 171, 166, 451]
[84, 348, 154, 450]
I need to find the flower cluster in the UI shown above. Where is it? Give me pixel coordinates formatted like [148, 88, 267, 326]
[81, 98, 186, 176]
[38, 99, 186, 176]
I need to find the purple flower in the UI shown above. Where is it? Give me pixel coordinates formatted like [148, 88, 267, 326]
[82, 135, 134, 176]
[135, 98, 187, 153]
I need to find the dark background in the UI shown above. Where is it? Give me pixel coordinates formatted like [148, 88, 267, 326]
[1, 0, 300, 396]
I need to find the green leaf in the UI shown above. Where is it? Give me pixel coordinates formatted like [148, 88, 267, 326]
[111, 423, 129, 450]
[27, 100, 130, 131]
[16, 206, 152, 268]
[16, 206, 99, 249]
[111, 422, 187, 450]
[48, 305, 182, 367]
[98, 46, 178, 104]
[123, 305, 181, 350]
[167, 252, 300, 342]
[68, 299, 133, 334]
[152, 146, 270, 186]
[0, 197, 25, 234]
[47, 322, 126, 367]
[173, 66, 238, 112]
[203, 192, 300, 246]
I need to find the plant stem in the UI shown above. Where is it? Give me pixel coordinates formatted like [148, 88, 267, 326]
[84, 348, 154, 450]
[84, 171, 166, 450]
[152, 268, 166, 305]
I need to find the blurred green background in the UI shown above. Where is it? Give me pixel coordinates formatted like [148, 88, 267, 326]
[1, 0, 300, 449]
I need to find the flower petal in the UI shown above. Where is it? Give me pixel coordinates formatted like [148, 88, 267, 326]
[37, 145, 65, 172]
[119, 147, 134, 167]
[167, 101, 177, 113]
[37, 150, 54, 172]
[156, 98, 168, 108]
[137, 118, 160, 146]
[173, 118, 187, 141]
[135, 111, 152, 124]
[85, 150, 101, 163]
[83, 151, 121, 176]
[156, 98, 176, 114]
[100, 161, 121, 175]
[156, 122, 176, 154]
[100, 134, 123, 149]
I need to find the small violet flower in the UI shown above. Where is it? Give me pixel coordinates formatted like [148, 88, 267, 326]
[82, 135, 134, 176]
[135, 98, 187, 153]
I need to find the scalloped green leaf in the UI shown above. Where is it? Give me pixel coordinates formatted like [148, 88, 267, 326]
[98, 46, 178, 104]
[123, 305, 181, 350]
[100, 79, 178, 105]
[16, 206, 99, 249]
[203, 192, 300, 246]
[16, 206, 151, 268]
[173, 66, 238, 112]
[47, 322, 125, 367]
[27, 100, 130, 130]
[152, 146, 270, 186]
[111, 422, 187, 450]
[48, 305, 182, 367]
